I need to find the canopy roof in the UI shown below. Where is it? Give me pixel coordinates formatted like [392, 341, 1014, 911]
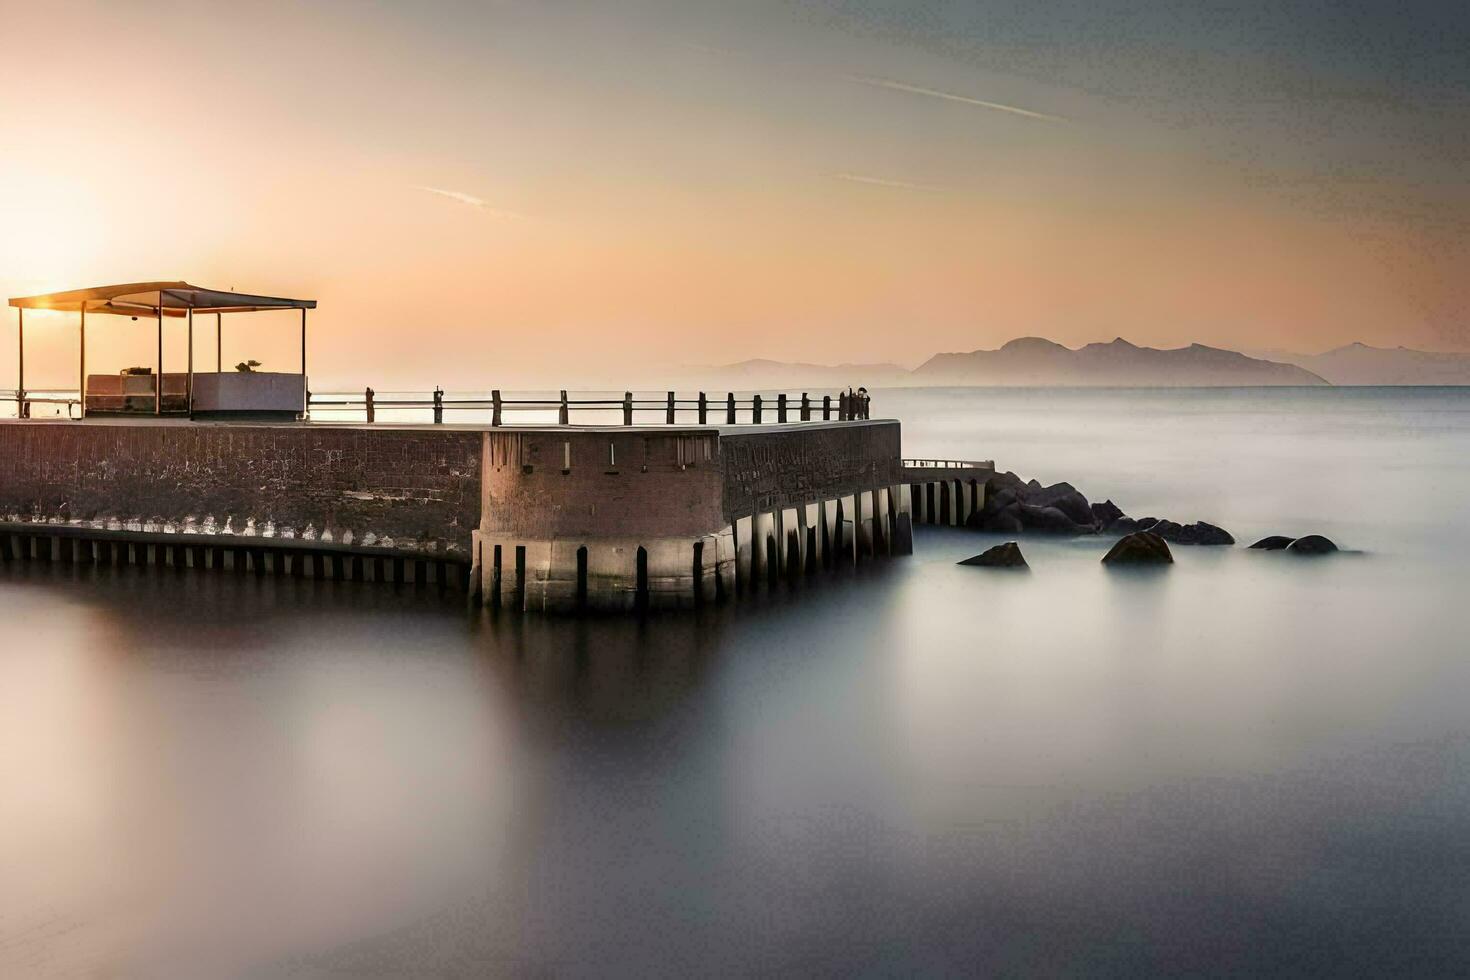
[8, 281, 315, 318]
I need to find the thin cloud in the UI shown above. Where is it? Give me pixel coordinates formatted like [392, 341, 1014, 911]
[830, 172, 945, 193]
[412, 185, 525, 218]
[845, 73, 1067, 123]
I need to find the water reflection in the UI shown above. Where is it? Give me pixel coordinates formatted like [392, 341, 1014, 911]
[2, 388, 1469, 975]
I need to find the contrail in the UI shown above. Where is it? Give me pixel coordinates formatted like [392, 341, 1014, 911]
[830, 172, 945, 192]
[845, 74, 1067, 123]
[413, 185, 524, 217]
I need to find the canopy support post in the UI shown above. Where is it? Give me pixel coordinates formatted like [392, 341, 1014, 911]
[300, 307, 307, 419]
[155, 300, 162, 416]
[216, 312, 221, 374]
[187, 308, 194, 417]
[78, 302, 86, 419]
[16, 307, 24, 419]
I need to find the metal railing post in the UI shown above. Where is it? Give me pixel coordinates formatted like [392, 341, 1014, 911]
[559, 390, 569, 425]
[491, 389, 503, 426]
[433, 386, 444, 424]
[726, 392, 736, 425]
[79, 303, 87, 419]
[697, 391, 707, 425]
[365, 386, 375, 423]
[623, 391, 633, 425]
[777, 393, 787, 423]
[800, 392, 810, 421]
[666, 391, 675, 424]
[15, 307, 23, 419]
[752, 393, 762, 424]
[823, 394, 831, 420]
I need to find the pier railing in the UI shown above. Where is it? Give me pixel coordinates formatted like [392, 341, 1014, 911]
[0, 389, 81, 419]
[902, 457, 994, 470]
[306, 389, 873, 426]
[3, 387, 875, 425]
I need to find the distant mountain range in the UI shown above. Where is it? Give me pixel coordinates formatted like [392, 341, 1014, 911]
[1250, 342, 1470, 386]
[913, 337, 1326, 386]
[695, 337, 1470, 388]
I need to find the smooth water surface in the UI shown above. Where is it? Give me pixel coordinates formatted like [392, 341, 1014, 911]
[2, 387, 1468, 976]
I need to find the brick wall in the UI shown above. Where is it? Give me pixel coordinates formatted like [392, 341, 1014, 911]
[719, 420, 902, 520]
[0, 419, 902, 556]
[480, 429, 725, 539]
[0, 422, 481, 554]
[479, 422, 903, 539]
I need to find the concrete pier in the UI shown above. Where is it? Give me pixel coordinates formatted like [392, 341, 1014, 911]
[0, 522, 469, 588]
[476, 421, 910, 612]
[902, 459, 996, 530]
[0, 417, 912, 613]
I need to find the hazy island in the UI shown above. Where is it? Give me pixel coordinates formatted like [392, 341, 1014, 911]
[912, 337, 1326, 387]
[1253, 342, 1470, 386]
[692, 336, 1470, 389]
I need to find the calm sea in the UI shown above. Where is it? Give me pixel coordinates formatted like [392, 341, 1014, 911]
[3, 387, 1468, 976]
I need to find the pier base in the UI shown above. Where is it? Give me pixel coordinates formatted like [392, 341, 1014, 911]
[473, 532, 735, 613]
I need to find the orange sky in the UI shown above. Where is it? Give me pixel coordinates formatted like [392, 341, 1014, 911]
[3, 0, 1467, 389]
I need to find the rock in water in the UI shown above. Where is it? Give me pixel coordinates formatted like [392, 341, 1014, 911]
[985, 472, 1029, 497]
[986, 509, 1023, 534]
[1102, 531, 1173, 565]
[1018, 502, 1083, 533]
[959, 542, 1028, 568]
[1287, 534, 1338, 555]
[1250, 535, 1294, 550]
[1091, 499, 1124, 528]
[1174, 521, 1235, 545]
[1028, 482, 1095, 527]
[1139, 519, 1235, 545]
[1148, 519, 1184, 540]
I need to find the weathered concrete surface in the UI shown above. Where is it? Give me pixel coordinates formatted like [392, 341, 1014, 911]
[721, 420, 902, 520]
[0, 420, 481, 555]
[477, 420, 909, 611]
[0, 417, 911, 612]
[480, 429, 724, 540]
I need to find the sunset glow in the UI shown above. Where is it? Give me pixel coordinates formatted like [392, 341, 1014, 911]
[2, 0, 1467, 388]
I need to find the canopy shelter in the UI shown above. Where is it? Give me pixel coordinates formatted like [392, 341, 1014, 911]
[9, 281, 315, 418]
